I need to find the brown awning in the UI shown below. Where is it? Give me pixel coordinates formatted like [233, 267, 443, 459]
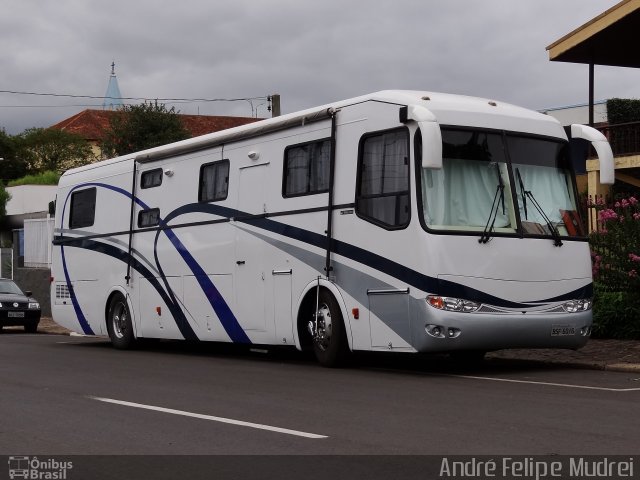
[547, 0, 640, 67]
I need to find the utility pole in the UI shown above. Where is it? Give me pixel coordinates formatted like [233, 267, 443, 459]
[270, 94, 281, 117]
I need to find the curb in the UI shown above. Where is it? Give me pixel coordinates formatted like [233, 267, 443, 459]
[488, 356, 640, 373]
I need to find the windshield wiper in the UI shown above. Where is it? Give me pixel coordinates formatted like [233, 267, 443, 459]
[516, 169, 563, 247]
[516, 168, 528, 220]
[478, 183, 505, 244]
[479, 164, 506, 244]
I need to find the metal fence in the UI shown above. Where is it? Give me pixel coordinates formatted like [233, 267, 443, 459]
[596, 121, 640, 157]
[23, 218, 55, 268]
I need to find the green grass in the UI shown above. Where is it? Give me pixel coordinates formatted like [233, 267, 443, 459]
[7, 171, 60, 186]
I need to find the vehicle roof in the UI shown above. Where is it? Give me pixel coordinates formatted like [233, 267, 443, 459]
[59, 90, 565, 183]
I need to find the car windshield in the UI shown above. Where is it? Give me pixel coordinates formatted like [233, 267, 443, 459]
[419, 128, 584, 239]
[0, 279, 24, 295]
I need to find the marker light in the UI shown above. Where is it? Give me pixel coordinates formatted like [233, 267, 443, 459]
[427, 295, 480, 313]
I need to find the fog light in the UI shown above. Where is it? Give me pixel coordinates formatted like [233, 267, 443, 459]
[580, 326, 592, 337]
[448, 328, 461, 338]
[426, 324, 445, 338]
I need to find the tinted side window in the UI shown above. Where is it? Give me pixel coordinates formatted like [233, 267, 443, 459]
[199, 160, 230, 202]
[356, 129, 410, 229]
[69, 188, 97, 229]
[141, 168, 163, 189]
[283, 139, 331, 197]
[138, 208, 160, 228]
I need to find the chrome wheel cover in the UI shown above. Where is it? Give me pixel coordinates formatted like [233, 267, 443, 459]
[314, 303, 333, 352]
[111, 301, 128, 339]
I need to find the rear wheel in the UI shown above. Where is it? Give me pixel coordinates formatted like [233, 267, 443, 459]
[107, 293, 136, 349]
[310, 289, 350, 367]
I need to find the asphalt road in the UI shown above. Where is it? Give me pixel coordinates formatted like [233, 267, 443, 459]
[1, 332, 639, 478]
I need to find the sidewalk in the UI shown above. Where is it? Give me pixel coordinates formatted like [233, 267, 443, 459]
[36, 318, 640, 372]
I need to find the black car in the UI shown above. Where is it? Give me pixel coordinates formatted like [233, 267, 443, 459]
[0, 278, 41, 333]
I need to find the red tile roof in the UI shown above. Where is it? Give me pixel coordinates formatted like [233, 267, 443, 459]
[50, 109, 262, 141]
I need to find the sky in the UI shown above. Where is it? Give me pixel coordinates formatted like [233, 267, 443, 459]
[1, 1, 638, 135]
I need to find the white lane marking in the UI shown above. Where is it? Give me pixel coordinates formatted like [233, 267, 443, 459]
[439, 373, 640, 392]
[89, 396, 328, 439]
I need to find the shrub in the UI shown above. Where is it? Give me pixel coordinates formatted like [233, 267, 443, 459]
[591, 286, 640, 339]
[607, 98, 640, 125]
[7, 170, 60, 186]
[589, 193, 640, 339]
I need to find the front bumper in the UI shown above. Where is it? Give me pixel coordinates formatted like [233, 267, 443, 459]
[412, 302, 592, 352]
[0, 309, 41, 327]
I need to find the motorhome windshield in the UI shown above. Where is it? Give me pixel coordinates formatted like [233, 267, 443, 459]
[419, 128, 584, 239]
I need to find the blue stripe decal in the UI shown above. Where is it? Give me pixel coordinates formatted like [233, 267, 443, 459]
[58, 236, 198, 340]
[162, 202, 591, 308]
[155, 228, 251, 344]
[59, 182, 248, 343]
[59, 183, 140, 335]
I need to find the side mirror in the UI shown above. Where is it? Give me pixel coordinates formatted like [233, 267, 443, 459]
[571, 124, 614, 185]
[25, 290, 32, 297]
[400, 105, 443, 169]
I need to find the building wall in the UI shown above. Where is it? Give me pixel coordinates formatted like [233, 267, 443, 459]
[5, 185, 57, 217]
[541, 102, 608, 126]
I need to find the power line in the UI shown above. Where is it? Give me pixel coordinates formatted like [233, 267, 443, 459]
[0, 89, 269, 103]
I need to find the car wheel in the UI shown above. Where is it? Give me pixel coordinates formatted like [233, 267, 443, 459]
[107, 293, 136, 349]
[24, 321, 38, 334]
[310, 289, 350, 367]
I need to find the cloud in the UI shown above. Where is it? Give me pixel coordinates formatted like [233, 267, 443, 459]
[0, 0, 637, 134]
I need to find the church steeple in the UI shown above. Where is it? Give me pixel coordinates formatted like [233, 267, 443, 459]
[103, 61, 123, 110]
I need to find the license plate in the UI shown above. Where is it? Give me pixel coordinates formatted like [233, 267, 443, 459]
[551, 325, 575, 336]
[8, 311, 25, 318]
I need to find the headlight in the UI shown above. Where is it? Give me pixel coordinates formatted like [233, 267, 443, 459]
[427, 295, 480, 313]
[28, 302, 40, 309]
[0, 302, 2, 307]
[562, 299, 592, 313]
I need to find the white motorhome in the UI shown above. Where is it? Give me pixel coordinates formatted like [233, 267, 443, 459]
[50, 91, 614, 366]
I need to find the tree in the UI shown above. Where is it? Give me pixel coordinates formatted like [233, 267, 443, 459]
[18, 128, 95, 174]
[101, 102, 190, 158]
[0, 181, 10, 223]
[0, 129, 28, 181]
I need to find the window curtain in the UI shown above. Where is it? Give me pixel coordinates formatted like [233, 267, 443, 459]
[423, 159, 510, 228]
[514, 164, 574, 224]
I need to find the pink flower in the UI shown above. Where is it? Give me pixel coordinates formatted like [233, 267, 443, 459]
[634, 213, 640, 220]
[598, 209, 618, 221]
[615, 201, 621, 208]
[620, 215, 625, 222]
[629, 270, 637, 278]
[621, 199, 630, 208]
[629, 196, 638, 206]
[629, 253, 640, 263]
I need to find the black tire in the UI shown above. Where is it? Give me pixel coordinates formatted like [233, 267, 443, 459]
[107, 293, 136, 349]
[24, 320, 39, 334]
[310, 289, 350, 367]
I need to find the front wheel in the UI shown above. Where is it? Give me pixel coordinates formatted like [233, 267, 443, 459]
[107, 293, 136, 349]
[310, 289, 350, 367]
